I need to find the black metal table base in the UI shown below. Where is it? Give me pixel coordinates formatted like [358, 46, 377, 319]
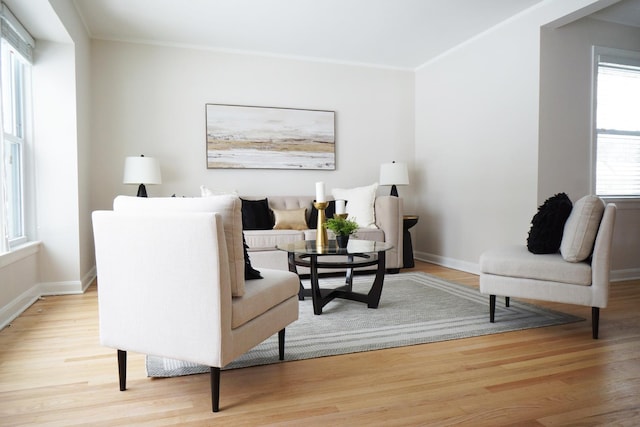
[288, 251, 386, 315]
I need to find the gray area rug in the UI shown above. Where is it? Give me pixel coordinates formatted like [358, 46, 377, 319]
[147, 272, 583, 377]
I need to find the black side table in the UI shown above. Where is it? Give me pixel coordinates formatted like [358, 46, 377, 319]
[403, 215, 418, 268]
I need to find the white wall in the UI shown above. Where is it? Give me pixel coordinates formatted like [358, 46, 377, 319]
[413, 0, 609, 273]
[539, 17, 640, 277]
[89, 41, 416, 213]
[0, 0, 92, 329]
[50, 0, 94, 290]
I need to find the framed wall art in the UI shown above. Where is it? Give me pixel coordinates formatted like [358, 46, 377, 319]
[206, 104, 336, 170]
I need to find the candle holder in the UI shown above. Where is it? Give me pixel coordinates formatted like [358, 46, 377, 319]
[313, 201, 329, 249]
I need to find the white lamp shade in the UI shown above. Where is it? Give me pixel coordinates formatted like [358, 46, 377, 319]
[123, 156, 162, 185]
[379, 162, 409, 186]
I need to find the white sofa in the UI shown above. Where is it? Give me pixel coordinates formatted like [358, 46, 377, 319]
[241, 195, 404, 273]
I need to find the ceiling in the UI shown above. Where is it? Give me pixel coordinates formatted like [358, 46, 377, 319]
[6, 0, 640, 70]
[71, 0, 546, 69]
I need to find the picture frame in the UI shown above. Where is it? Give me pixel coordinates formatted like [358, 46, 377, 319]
[206, 104, 336, 170]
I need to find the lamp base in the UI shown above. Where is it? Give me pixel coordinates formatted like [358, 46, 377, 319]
[390, 185, 398, 197]
[137, 184, 148, 198]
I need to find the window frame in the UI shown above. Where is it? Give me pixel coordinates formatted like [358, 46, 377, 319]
[591, 46, 640, 201]
[1, 38, 31, 250]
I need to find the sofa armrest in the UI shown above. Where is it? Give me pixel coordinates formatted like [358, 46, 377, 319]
[375, 196, 404, 269]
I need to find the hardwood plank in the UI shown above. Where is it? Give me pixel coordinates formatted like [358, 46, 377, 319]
[0, 261, 639, 425]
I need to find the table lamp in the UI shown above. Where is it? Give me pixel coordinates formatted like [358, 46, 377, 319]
[379, 161, 409, 197]
[123, 155, 162, 197]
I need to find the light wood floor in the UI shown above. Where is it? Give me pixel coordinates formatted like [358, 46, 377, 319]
[1, 261, 639, 426]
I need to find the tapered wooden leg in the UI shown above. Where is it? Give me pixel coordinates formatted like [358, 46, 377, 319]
[278, 329, 286, 360]
[117, 350, 126, 391]
[489, 295, 496, 323]
[592, 307, 600, 339]
[211, 367, 220, 412]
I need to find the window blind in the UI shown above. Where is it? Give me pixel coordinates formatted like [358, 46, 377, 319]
[1, 3, 34, 63]
[595, 54, 640, 197]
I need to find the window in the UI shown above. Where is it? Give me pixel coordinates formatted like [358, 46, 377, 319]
[0, 3, 33, 252]
[593, 47, 640, 198]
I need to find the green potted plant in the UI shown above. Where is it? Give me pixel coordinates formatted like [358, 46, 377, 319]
[325, 216, 359, 248]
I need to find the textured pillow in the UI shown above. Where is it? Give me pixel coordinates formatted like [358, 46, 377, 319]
[560, 195, 605, 262]
[308, 200, 339, 229]
[273, 207, 308, 230]
[242, 233, 262, 280]
[241, 198, 274, 230]
[526, 193, 573, 254]
[113, 195, 246, 296]
[331, 183, 378, 228]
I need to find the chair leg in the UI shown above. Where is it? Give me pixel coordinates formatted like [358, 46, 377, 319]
[211, 367, 220, 412]
[278, 329, 286, 361]
[592, 307, 600, 339]
[117, 350, 127, 391]
[489, 295, 496, 323]
[505, 296, 510, 307]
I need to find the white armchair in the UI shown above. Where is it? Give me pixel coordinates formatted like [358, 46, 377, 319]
[480, 197, 616, 339]
[92, 195, 299, 411]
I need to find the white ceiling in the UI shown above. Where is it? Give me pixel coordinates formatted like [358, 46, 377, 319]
[591, 0, 640, 27]
[71, 0, 545, 69]
[5, 0, 640, 70]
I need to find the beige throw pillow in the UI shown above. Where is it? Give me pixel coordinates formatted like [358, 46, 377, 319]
[273, 208, 308, 230]
[113, 195, 245, 296]
[560, 195, 605, 262]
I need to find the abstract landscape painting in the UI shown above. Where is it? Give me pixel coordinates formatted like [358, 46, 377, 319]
[206, 104, 335, 169]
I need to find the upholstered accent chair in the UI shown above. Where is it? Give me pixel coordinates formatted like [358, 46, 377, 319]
[92, 195, 299, 411]
[480, 197, 616, 339]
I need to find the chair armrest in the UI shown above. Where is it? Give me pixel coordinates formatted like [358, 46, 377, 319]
[375, 196, 404, 269]
[591, 203, 617, 307]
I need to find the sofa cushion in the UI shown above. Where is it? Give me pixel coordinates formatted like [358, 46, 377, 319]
[244, 229, 305, 250]
[480, 245, 592, 286]
[331, 183, 378, 228]
[560, 195, 605, 262]
[113, 195, 246, 296]
[526, 193, 573, 254]
[273, 207, 308, 230]
[241, 198, 274, 230]
[231, 268, 300, 329]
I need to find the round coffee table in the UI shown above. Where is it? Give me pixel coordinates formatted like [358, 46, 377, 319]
[277, 239, 394, 315]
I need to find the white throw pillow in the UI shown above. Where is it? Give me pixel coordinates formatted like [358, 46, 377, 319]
[331, 183, 379, 228]
[200, 185, 238, 197]
[560, 195, 605, 262]
[113, 195, 245, 296]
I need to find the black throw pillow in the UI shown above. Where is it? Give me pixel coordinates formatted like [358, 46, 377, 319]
[242, 233, 262, 280]
[241, 198, 274, 230]
[308, 200, 344, 228]
[527, 193, 573, 254]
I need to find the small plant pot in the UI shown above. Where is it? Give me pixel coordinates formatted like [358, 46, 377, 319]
[336, 235, 349, 249]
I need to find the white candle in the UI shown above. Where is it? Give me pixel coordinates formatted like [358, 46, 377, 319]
[335, 199, 346, 214]
[315, 182, 326, 202]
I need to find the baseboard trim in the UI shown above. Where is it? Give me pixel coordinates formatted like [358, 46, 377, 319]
[0, 267, 97, 331]
[610, 268, 640, 282]
[413, 250, 479, 275]
[414, 251, 639, 282]
[0, 288, 40, 331]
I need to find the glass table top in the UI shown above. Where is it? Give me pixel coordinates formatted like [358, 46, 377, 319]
[277, 239, 393, 255]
